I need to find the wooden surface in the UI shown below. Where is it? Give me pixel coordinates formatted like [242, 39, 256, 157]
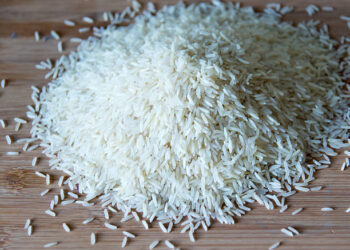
[1, 0, 350, 249]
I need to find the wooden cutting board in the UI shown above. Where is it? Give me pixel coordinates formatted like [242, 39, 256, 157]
[1, 0, 350, 249]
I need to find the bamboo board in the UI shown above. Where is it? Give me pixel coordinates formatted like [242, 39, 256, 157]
[0, 0, 350, 249]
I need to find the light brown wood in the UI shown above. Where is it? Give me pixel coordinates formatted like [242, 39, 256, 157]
[1, 0, 350, 249]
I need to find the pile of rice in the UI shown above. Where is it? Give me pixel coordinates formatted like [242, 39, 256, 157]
[30, 0, 350, 229]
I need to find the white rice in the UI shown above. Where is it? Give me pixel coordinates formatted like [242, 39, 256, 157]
[62, 223, 71, 232]
[35, 171, 46, 178]
[321, 207, 334, 212]
[46, 174, 50, 185]
[70, 38, 82, 43]
[142, 220, 149, 230]
[50, 30, 60, 40]
[121, 236, 128, 248]
[346, 208, 350, 213]
[90, 232, 96, 245]
[45, 210, 56, 217]
[58, 41, 63, 53]
[123, 231, 135, 238]
[40, 189, 50, 196]
[292, 208, 303, 215]
[149, 240, 160, 249]
[24, 219, 31, 229]
[64, 20, 75, 26]
[44, 242, 58, 248]
[82, 16, 94, 23]
[1, 79, 6, 88]
[68, 192, 78, 199]
[82, 217, 95, 224]
[322, 6, 334, 12]
[0, 119, 6, 128]
[164, 240, 175, 249]
[5, 135, 11, 144]
[281, 228, 293, 237]
[34, 31, 40, 41]
[311, 186, 322, 191]
[104, 209, 109, 220]
[27, 225, 33, 236]
[159, 222, 167, 233]
[6, 152, 19, 156]
[269, 241, 280, 250]
[61, 200, 75, 205]
[32, 157, 38, 167]
[79, 27, 90, 33]
[287, 226, 299, 235]
[104, 222, 117, 230]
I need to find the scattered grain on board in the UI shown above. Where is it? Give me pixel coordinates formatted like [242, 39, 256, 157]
[90, 233, 96, 245]
[321, 207, 334, 212]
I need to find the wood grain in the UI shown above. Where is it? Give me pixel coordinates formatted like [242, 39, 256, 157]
[1, 0, 350, 249]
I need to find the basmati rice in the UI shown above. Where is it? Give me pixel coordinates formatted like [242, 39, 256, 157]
[45, 210, 56, 217]
[82, 217, 95, 224]
[62, 223, 71, 232]
[287, 226, 299, 235]
[27, 1, 350, 245]
[281, 228, 293, 237]
[90, 232, 96, 245]
[44, 242, 58, 248]
[82, 16, 94, 23]
[50, 30, 60, 40]
[64, 20, 75, 26]
[104, 222, 117, 230]
[121, 236, 128, 248]
[269, 241, 280, 250]
[27, 225, 33, 236]
[34, 31, 40, 41]
[149, 240, 160, 249]
[321, 207, 334, 212]
[1, 79, 6, 88]
[292, 208, 303, 215]
[165, 240, 175, 249]
[24, 219, 31, 229]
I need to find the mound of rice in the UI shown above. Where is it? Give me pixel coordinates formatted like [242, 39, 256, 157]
[31, 1, 350, 226]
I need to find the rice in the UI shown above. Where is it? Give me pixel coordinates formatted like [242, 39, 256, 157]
[62, 199, 75, 205]
[287, 226, 299, 235]
[159, 222, 167, 233]
[35, 171, 46, 178]
[50, 30, 60, 40]
[44, 242, 58, 248]
[310, 186, 322, 191]
[82, 16, 94, 23]
[82, 217, 95, 224]
[104, 209, 109, 220]
[58, 41, 63, 53]
[123, 231, 136, 238]
[78, 27, 90, 33]
[281, 228, 293, 237]
[291, 208, 303, 215]
[40, 189, 50, 196]
[149, 240, 160, 249]
[164, 240, 175, 249]
[46, 174, 50, 185]
[64, 20, 75, 26]
[26, 1, 350, 247]
[32, 157, 38, 167]
[6, 152, 19, 156]
[62, 223, 71, 232]
[58, 176, 65, 187]
[346, 208, 350, 213]
[142, 220, 149, 230]
[90, 232, 96, 245]
[5, 135, 11, 144]
[27, 144, 39, 151]
[45, 210, 56, 217]
[34, 31, 40, 41]
[24, 219, 31, 231]
[68, 192, 78, 199]
[70, 38, 82, 43]
[27, 225, 33, 236]
[104, 222, 117, 230]
[306, 4, 319, 16]
[0, 119, 6, 128]
[121, 236, 128, 248]
[321, 207, 334, 212]
[322, 6, 334, 12]
[189, 231, 196, 242]
[269, 241, 281, 250]
[1, 79, 6, 88]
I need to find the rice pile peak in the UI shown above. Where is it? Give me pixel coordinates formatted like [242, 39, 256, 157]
[31, 1, 350, 226]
